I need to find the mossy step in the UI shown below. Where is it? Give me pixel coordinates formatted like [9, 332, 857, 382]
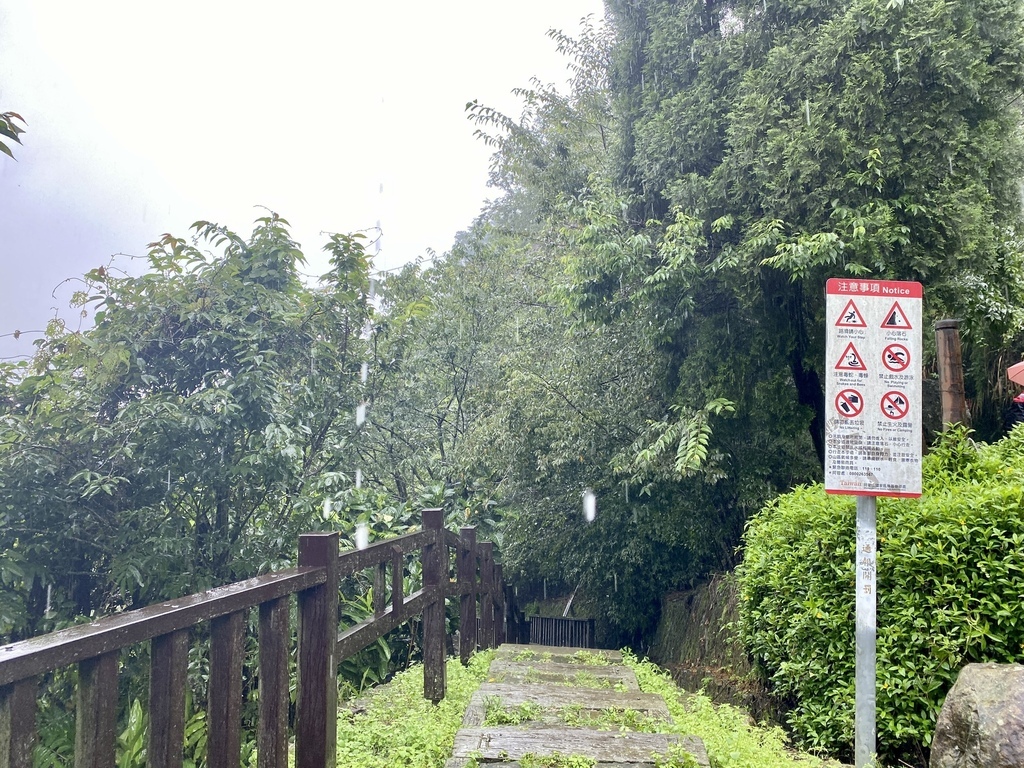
[496, 644, 624, 664]
[448, 724, 691, 765]
[487, 660, 640, 691]
[462, 683, 672, 727]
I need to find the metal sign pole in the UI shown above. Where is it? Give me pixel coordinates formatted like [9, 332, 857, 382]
[855, 494, 877, 767]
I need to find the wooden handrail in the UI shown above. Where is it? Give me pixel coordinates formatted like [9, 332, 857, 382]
[0, 511, 509, 768]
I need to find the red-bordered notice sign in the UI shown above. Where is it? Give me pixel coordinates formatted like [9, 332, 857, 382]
[825, 279, 922, 497]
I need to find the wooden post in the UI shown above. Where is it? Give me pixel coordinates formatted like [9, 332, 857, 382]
[458, 526, 477, 665]
[494, 563, 506, 646]
[936, 319, 970, 427]
[391, 545, 404, 614]
[296, 532, 339, 768]
[149, 630, 188, 768]
[75, 653, 118, 768]
[421, 508, 446, 704]
[0, 678, 37, 768]
[258, 597, 290, 768]
[373, 561, 387, 618]
[479, 543, 494, 649]
[209, 610, 245, 768]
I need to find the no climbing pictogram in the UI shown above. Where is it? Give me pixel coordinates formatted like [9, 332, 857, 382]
[835, 299, 867, 327]
[881, 391, 910, 420]
[881, 301, 912, 329]
[835, 389, 864, 418]
[835, 342, 868, 371]
[882, 343, 911, 372]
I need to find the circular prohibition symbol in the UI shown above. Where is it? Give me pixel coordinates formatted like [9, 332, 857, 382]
[880, 391, 910, 420]
[882, 343, 911, 372]
[834, 388, 864, 418]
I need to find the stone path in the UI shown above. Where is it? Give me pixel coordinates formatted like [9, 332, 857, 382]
[445, 644, 710, 767]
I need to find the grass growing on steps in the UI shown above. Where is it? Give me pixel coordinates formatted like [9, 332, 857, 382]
[624, 652, 841, 768]
[335, 650, 494, 768]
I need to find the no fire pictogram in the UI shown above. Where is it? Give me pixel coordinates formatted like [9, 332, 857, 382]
[835, 342, 868, 371]
[835, 299, 866, 327]
[882, 343, 911, 372]
[880, 391, 910, 420]
[835, 389, 864, 418]
[881, 301, 912, 329]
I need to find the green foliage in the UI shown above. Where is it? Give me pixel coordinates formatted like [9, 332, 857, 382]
[334, 650, 494, 768]
[0, 110, 25, 159]
[625, 651, 837, 768]
[0, 214, 375, 638]
[736, 427, 1024, 765]
[483, 698, 543, 725]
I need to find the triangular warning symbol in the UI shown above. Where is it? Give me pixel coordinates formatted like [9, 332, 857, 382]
[835, 342, 867, 371]
[835, 299, 867, 327]
[881, 301, 912, 329]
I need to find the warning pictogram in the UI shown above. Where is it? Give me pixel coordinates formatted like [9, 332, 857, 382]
[835, 342, 868, 371]
[882, 343, 911, 372]
[835, 299, 867, 327]
[835, 389, 864, 418]
[881, 301, 912, 329]
[880, 391, 910, 420]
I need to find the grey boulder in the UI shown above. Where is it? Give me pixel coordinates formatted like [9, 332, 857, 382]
[930, 663, 1024, 768]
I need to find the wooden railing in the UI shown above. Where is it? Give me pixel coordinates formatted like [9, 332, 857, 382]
[0, 508, 509, 768]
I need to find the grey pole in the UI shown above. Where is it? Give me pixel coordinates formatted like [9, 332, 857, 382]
[855, 495, 877, 767]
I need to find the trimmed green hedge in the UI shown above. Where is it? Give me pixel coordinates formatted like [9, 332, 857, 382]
[736, 426, 1024, 765]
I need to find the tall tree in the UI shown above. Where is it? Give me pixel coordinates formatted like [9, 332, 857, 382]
[0, 215, 372, 638]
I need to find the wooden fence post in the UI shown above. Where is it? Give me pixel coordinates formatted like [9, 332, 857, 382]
[75, 653, 118, 768]
[258, 597, 290, 768]
[0, 678, 37, 768]
[479, 542, 494, 649]
[209, 610, 245, 768]
[422, 508, 446, 704]
[458, 526, 477, 665]
[149, 630, 188, 768]
[494, 563, 506, 646]
[936, 319, 970, 427]
[296, 532, 339, 768]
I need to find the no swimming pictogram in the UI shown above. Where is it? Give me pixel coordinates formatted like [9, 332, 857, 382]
[881, 391, 910, 420]
[835, 388, 864, 418]
[881, 301, 912, 329]
[835, 342, 867, 371]
[882, 343, 911, 372]
[835, 299, 867, 327]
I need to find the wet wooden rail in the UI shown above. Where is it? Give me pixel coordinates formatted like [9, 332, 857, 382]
[0, 509, 510, 768]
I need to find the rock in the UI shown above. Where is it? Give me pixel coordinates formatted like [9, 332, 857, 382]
[930, 663, 1024, 768]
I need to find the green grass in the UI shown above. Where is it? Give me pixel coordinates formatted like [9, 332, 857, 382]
[335, 650, 494, 767]
[624, 651, 842, 768]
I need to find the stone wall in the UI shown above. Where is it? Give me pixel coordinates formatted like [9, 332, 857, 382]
[649, 572, 781, 723]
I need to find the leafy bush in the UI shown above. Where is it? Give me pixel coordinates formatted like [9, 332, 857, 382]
[736, 426, 1024, 765]
[625, 652, 836, 768]
[335, 650, 494, 767]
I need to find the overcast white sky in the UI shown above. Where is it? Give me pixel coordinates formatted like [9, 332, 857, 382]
[0, 1, 606, 360]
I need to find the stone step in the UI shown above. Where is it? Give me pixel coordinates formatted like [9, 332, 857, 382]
[462, 683, 672, 727]
[486, 659, 640, 691]
[448, 724, 683, 765]
[495, 644, 624, 665]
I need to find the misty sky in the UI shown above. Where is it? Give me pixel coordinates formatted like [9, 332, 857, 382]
[0, 1, 605, 361]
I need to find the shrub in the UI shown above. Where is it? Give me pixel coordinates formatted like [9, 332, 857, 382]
[736, 426, 1024, 765]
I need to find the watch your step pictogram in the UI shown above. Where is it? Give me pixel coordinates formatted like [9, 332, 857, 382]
[835, 299, 867, 327]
